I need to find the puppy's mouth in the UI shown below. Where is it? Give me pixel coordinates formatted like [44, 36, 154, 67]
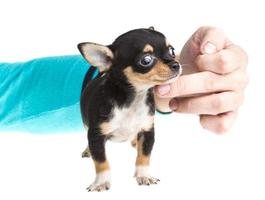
[156, 71, 182, 85]
[163, 74, 180, 84]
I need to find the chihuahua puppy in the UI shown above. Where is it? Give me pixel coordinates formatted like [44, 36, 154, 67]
[78, 27, 182, 192]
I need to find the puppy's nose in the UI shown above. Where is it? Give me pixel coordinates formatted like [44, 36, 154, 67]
[170, 62, 181, 73]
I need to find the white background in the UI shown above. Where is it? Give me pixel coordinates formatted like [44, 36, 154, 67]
[0, 0, 264, 199]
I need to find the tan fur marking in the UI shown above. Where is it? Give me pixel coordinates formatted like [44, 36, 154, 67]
[136, 136, 150, 166]
[123, 61, 173, 87]
[94, 161, 110, 173]
[136, 155, 150, 166]
[100, 122, 112, 135]
[143, 44, 154, 53]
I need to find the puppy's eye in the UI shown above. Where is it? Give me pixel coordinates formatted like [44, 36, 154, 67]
[139, 54, 154, 67]
[169, 46, 175, 57]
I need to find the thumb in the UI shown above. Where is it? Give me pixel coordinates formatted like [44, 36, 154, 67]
[199, 27, 228, 54]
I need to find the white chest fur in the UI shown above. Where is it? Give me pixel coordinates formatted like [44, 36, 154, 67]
[100, 92, 154, 142]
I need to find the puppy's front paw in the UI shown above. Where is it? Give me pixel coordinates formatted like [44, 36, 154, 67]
[136, 176, 160, 186]
[86, 182, 111, 192]
[135, 166, 159, 186]
[87, 170, 111, 192]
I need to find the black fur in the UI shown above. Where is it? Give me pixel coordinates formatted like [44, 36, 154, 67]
[87, 128, 107, 162]
[79, 28, 180, 165]
[137, 126, 155, 156]
[146, 89, 155, 115]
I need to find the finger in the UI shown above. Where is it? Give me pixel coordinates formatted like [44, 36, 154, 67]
[196, 44, 248, 74]
[199, 111, 238, 134]
[155, 70, 248, 98]
[154, 95, 172, 113]
[170, 91, 244, 115]
[198, 27, 229, 54]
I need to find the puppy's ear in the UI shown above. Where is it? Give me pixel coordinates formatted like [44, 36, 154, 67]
[77, 42, 114, 72]
[148, 26, 155, 30]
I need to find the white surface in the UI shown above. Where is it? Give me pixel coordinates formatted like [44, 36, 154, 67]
[0, 0, 264, 199]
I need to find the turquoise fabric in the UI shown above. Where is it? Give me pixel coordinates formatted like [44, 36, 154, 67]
[0, 55, 98, 133]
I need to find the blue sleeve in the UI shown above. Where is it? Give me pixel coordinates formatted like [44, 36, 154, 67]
[0, 55, 98, 133]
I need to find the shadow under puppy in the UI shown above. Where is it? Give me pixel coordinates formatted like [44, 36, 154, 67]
[78, 27, 182, 192]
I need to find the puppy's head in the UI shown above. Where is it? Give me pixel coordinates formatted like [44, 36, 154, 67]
[78, 27, 182, 90]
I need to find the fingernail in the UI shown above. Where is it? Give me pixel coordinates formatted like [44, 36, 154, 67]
[157, 84, 170, 96]
[204, 42, 217, 54]
[169, 99, 178, 110]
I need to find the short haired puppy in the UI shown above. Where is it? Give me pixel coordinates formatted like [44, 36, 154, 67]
[78, 27, 182, 192]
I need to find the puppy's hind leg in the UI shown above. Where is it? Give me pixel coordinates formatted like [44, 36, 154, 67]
[81, 146, 91, 158]
[131, 137, 137, 149]
[82, 124, 91, 158]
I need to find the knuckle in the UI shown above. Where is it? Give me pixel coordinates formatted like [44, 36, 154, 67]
[211, 95, 225, 114]
[218, 51, 230, 73]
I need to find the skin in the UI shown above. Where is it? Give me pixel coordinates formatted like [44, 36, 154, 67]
[154, 26, 249, 134]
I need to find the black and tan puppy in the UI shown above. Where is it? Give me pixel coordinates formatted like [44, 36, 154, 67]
[78, 27, 182, 192]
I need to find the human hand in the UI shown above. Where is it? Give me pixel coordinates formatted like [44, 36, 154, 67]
[154, 26, 248, 133]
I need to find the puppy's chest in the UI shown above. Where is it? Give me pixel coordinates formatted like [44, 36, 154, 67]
[101, 93, 154, 142]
